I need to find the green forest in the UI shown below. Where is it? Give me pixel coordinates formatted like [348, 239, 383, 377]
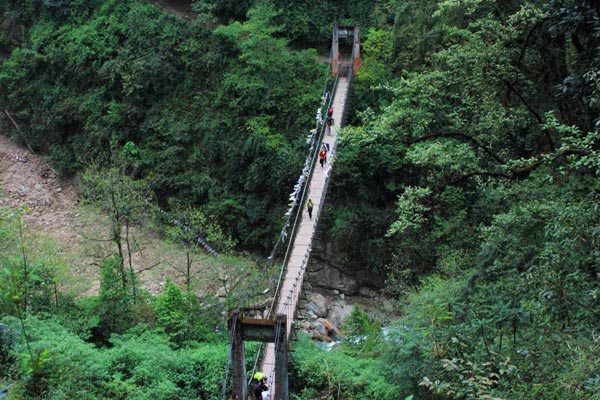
[0, 0, 598, 399]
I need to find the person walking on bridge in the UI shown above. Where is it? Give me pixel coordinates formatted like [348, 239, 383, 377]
[319, 148, 327, 167]
[325, 116, 334, 135]
[252, 376, 268, 400]
[307, 199, 314, 219]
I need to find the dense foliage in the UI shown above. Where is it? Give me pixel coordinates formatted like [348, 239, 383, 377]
[0, 314, 229, 399]
[0, 207, 266, 399]
[1, 0, 599, 399]
[322, 0, 599, 398]
[0, 0, 323, 250]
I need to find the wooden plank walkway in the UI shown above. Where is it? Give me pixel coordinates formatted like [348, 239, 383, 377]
[260, 77, 349, 399]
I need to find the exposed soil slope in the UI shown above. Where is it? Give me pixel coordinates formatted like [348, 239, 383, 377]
[0, 134, 205, 296]
[0, 134, 81, 247]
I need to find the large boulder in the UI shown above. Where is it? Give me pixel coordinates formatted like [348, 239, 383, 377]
[306, 293, 330, 318]
[358, 286, 379, 298]
[327, 301, 355, 328]
[318, 318, 335, 333]
[308, 318, 335, 342]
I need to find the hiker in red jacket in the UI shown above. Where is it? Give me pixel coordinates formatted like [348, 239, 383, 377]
[319, 148, 327, 167]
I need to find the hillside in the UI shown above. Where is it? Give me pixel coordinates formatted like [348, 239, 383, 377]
[1, 1, 599, 399]
[0, 133, 229, 297]
[0, 134, 80, 252]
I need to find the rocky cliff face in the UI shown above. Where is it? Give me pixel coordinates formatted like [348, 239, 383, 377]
[307, 235, 385, 296]
[298, 233, 392, 341]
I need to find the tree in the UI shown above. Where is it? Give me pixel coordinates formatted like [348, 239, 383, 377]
[152, 278, 217, 346]
[0, 210, 53, 396]
[165, 204, 233, 290]
[81, 150, 154, 299]
[95, 254, 132, 340]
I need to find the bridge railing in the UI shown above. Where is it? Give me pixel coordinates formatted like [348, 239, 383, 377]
[263, 50, 336, 268]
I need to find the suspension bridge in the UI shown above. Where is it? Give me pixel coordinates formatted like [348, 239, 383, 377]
[222, 24, 360, 400]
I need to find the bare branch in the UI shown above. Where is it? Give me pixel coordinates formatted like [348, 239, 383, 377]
[500, 79, 555, 151]
[518, 20, 545, 67]
[453, 148, 591, 183]
[4, 109, 35, 154]
[136, 261, 163, 273]
[407, 132, 507, 164]
[80, 233, 113, 242]
[450, 170, 512, 184]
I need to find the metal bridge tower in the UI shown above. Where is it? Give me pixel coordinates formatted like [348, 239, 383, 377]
[229, 313, 288, 400]
[331, 23, 361, 77]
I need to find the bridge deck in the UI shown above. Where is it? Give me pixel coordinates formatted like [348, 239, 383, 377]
[261, 77, 349, 398]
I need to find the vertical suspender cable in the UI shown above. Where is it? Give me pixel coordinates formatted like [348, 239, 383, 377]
[220, 313, 238, 400]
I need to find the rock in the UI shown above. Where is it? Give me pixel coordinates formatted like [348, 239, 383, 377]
[382, 299, 395, 314]
[339, 293, 345, 300]
[333, 289, 339, 295]
[318, 318, 334, 333]
[55, 187, 63, 193]
[301, 321, 311, 330]
[309, 263, 359, 294]
[306, 293, 330, 318]
[358, 286, 379, 298]
[328, 302, 355, 328]
[322, 335, 334, 343]
[309, 237, 386, 293]
[313, 321, 328, 337]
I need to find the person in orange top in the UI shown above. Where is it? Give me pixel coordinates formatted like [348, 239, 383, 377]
[319, 148, 327, 167]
